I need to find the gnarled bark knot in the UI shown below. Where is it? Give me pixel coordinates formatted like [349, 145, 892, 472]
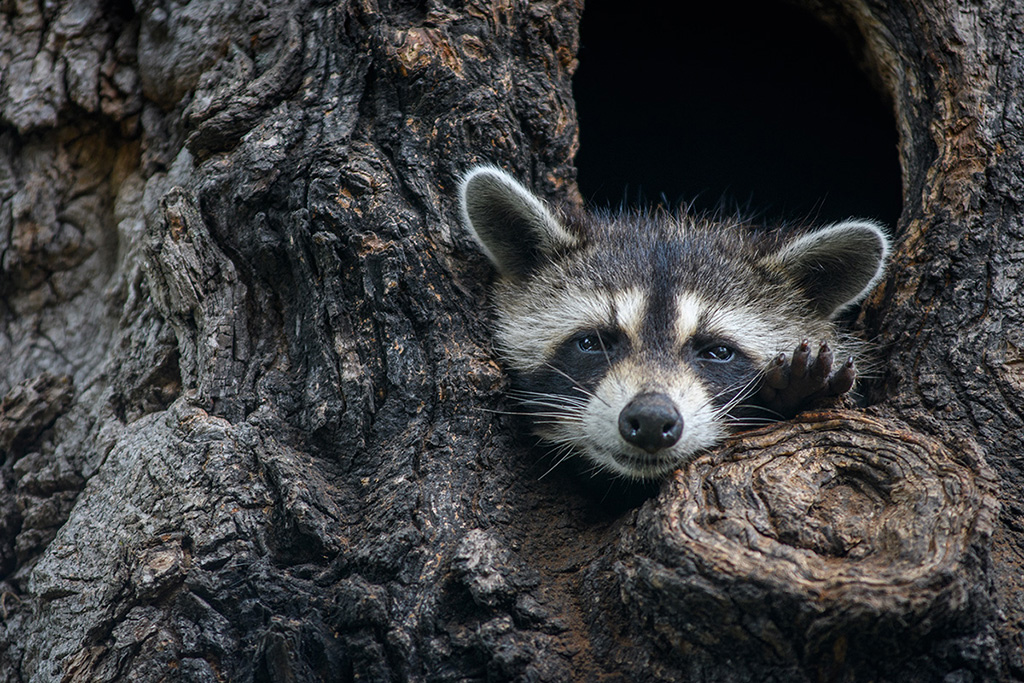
[602, 410, 998, 662]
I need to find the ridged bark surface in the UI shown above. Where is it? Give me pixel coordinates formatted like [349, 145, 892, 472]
[0, 0, 1021, 680]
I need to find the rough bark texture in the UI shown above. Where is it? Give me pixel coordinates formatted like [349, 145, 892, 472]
[0, 0, 1021, 681]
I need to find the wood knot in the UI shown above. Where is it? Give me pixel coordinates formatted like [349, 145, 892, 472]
[611, 410, 998, 665]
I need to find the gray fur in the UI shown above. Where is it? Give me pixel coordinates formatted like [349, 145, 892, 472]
[459, 166, 891, 480]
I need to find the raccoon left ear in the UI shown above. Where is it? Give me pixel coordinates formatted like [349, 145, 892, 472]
[459, 165, 580, 278]
[769, 220, 891, 318]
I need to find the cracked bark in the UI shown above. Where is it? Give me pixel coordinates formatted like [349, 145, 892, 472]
[0, 0, 1021, 681]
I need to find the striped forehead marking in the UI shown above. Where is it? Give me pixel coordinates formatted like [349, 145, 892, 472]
[674, 292, 705, 343]
[612, 288, 647, 344]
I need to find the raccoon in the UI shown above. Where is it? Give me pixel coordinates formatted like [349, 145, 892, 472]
[459, 166, 890, 480]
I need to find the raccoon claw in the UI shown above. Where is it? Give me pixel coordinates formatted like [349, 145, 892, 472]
[790, 339, 812, 380]
[764, 353, 789, 390]
[828, 356, 857, 396]
[757, 341, 857, 416]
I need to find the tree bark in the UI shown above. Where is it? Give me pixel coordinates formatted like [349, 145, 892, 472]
[0, 0, 1021, 681]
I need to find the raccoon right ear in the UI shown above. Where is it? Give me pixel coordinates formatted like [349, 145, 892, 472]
[459, 165, 580, 277]
[769, 220, 891, 319]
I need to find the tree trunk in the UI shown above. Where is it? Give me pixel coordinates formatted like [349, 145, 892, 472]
[0, 0, 1020, 681]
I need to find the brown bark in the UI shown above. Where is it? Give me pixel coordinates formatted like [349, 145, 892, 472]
[0, 0, 1021, 681]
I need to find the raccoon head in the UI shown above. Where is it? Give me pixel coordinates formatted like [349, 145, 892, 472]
[460, 165, 889, 480]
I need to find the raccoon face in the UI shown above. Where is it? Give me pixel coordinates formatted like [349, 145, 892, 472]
[460, 166, 889, 480]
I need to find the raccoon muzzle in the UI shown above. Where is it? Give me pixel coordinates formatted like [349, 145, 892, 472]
[617, 392, 684, 453]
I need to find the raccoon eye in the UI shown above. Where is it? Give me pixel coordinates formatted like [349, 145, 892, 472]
[576, 332, 616, 354]
[699, 344, 735, 362]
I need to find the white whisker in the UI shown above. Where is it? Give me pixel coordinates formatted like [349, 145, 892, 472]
[541, 362, 611, 408]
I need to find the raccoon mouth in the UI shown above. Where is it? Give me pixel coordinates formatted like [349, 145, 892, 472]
[609, 449, 679, 476]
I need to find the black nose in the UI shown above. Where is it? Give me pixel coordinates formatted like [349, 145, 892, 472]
[618, 393, 683, 452]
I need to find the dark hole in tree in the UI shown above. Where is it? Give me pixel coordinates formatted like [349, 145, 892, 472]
[573, 1, 902, 229]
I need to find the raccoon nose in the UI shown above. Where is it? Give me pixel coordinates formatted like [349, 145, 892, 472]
[618, 393, 683, 452]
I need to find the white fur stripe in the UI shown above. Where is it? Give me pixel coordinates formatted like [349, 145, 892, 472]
[699, 304, 787, 363]
[673, 292, 704, 344]
[613, 288, 647, 345]
[496, 287, 646, 371]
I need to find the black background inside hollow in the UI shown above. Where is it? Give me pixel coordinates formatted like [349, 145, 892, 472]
[573, 1, 903, 229]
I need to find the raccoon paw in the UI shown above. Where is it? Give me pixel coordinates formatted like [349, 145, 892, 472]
[757, 340, 856, 417]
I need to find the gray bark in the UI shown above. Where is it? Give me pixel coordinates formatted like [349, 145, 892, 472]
[0, 0, 1021, 681]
